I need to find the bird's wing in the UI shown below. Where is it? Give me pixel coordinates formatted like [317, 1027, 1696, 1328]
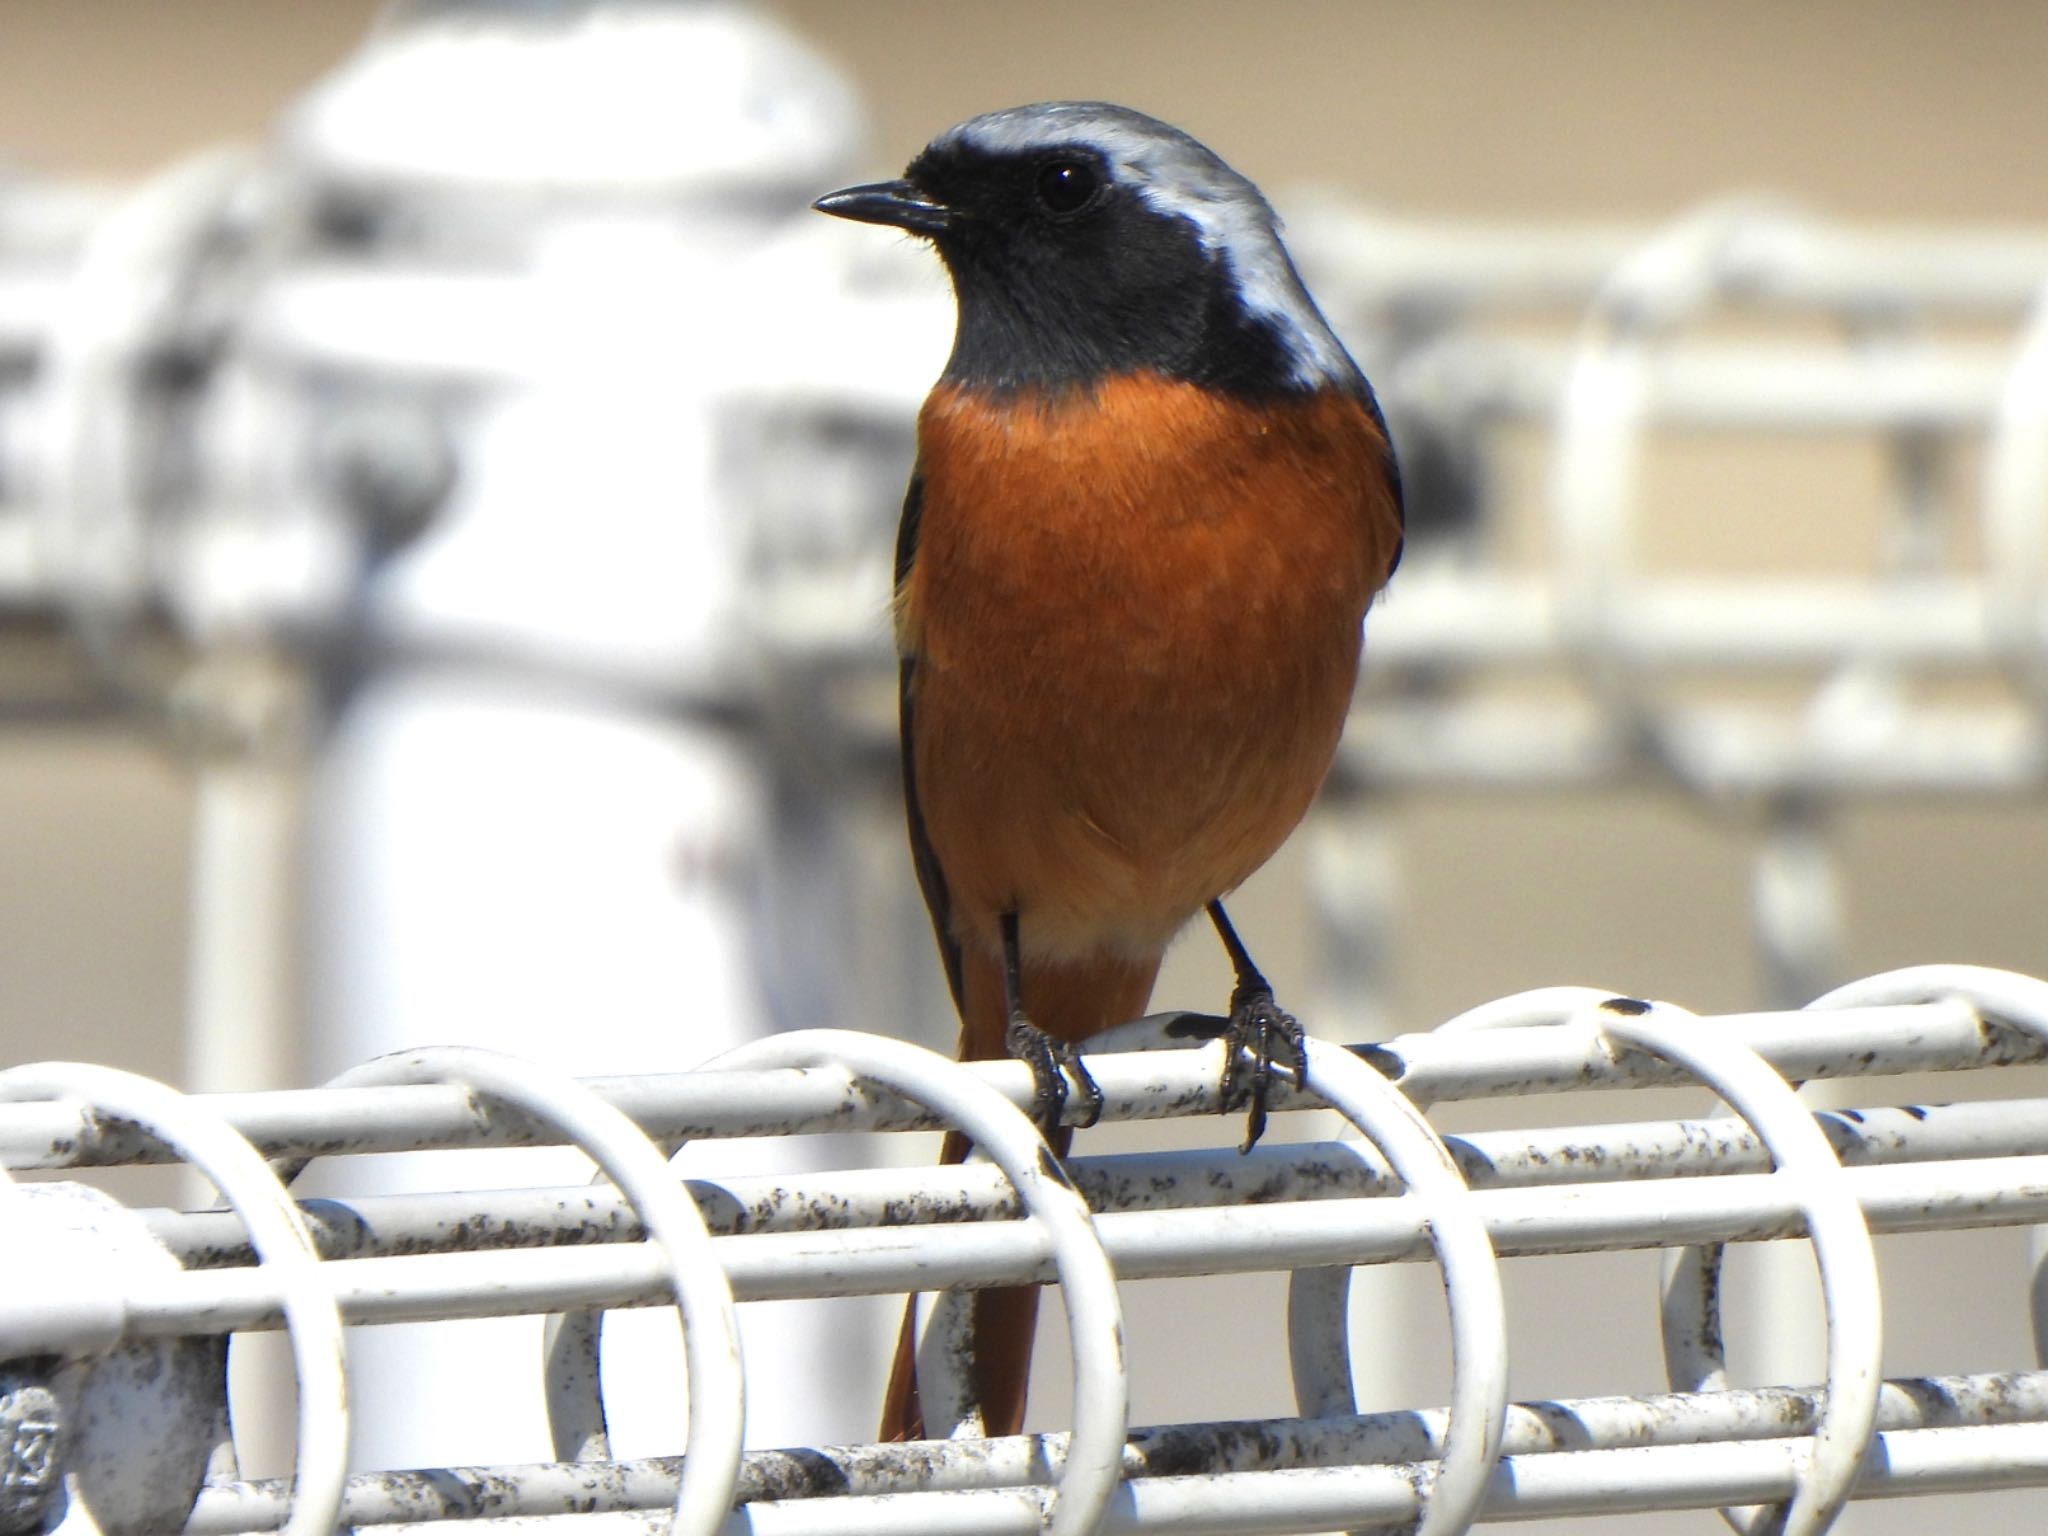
[1357, 377, 1407, 577]
[895, 473, 966, 1011]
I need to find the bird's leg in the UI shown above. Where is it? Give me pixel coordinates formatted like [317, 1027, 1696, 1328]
[1209, 899, 1307, 1153]
[999, 911, 1104, 1139]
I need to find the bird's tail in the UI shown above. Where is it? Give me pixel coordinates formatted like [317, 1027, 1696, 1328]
[879, 946, 1160, 1442]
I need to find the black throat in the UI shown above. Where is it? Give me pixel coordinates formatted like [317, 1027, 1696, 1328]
[916, 164, 1307, 400]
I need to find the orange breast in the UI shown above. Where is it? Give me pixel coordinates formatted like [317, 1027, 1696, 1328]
[900, 372, 1401, 965]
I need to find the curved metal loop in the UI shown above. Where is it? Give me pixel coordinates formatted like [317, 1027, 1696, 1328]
[324, 1046, 744, 1536]
[1982, 277, 2048, 711]
[1551, 198, 1803, 751]
[1548, 196, 1943, 811]
[707, 1028, 1126, 1536]
[1284, 1264, 1358, 1421]
[1432, 984, 1638, 1036]
[1280, 1037, 1509, 1536]
[1805, 962, 2048, 1033]
[541, 1305, 611, 1463]
[907, 1285, 985, 1439]
[0, 1062, 349, 1536]
[1808, 963, 2048, 1369]
[1602, 1004, 1882, 1536]
[542, 1129, 689, 1467]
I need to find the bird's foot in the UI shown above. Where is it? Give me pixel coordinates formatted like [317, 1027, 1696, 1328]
[1218, 982, 1307, 1154]
[1005, 1015, 1103, 1140]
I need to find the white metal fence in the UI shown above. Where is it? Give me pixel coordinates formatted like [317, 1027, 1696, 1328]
[5, 2, 2048, 1532]
[6, 965, 2048, 1534]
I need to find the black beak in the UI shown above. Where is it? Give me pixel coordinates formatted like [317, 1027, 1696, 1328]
[812, 179, 954, 236]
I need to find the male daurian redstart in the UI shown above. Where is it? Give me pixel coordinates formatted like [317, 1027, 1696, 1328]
[816, 101, 1403, 1440]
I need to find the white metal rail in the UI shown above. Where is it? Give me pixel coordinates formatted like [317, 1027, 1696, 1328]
[3, 964, 2048, 1534]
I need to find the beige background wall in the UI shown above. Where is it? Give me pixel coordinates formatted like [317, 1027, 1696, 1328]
[1, 4, 2045, 1531]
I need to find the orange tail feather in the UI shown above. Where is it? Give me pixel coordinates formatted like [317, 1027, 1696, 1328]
[879, 946, 1160, 1440]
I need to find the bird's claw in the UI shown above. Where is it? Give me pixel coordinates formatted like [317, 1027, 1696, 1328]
[1006, 1016, 1104, 1140]
[1218, 984, 1307, 1154]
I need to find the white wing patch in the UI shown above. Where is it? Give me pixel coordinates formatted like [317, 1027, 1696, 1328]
[943, 102, 1359, 392]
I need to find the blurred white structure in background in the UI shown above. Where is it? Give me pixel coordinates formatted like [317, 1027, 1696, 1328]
[7, 0, 2048, 1528]
[3, 0, 944, 1468]
[278, 0, 880, 1467]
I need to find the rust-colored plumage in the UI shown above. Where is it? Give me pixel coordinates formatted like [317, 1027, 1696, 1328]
[817, 99, 1405, 1442]
[906, 375, 1397, 975]
[881, 375, 1399, 1437]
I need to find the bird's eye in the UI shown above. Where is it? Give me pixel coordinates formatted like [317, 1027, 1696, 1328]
[1034, 160, 1100, 215]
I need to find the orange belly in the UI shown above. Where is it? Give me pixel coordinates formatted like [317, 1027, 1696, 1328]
[901, 372, 1401, 966]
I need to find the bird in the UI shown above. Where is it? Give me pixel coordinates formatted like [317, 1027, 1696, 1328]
[814, 101, 1404, 1442]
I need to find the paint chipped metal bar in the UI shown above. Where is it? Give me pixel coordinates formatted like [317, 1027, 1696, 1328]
[80, 1150, 2048, 1335]
[137, 1091, 2048, 1266]
[4, 969, 2048, 1530]
[187, 1424, 2048, 1535]
[0, 996, 2029, 1171]
[178, 1369, 2048, 1531]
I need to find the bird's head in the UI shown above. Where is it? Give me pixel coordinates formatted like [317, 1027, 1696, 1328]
[815, 101, 1361, 400]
